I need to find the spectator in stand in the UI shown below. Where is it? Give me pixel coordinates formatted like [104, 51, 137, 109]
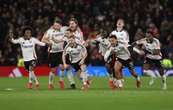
[0, 0, 173, 66]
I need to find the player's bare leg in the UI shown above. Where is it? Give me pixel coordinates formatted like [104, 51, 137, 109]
[66, 67, 76, 89]
[143, 64, 156, 86]
[48, 68, 55, 89]
[158, 67, 167, 90]
[105, 63, 114, 88]
[80, 64, 89, 90]
[28, 69, 33, 89]
[129, 69, 141, 88]
[28, 65, 39, 89]
[128, 64, 141, 88]
[105, 63, 116, 89]
[114, 61, 123, 89]
[58, 65, 65, 90]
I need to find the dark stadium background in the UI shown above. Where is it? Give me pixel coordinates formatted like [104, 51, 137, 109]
[0, 1, 173, 110]
[0, 0, 173, 66]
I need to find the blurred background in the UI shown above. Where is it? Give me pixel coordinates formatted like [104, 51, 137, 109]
[0, 0, 173, 67]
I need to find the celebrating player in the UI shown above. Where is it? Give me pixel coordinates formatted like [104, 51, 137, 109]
[90, 33, 117, 89]
[42, 18, 65, 89]
[109, 18, 131, 86]
[68, 18, 85, 45]
[62, 34, 89, 90]
[9, 26, 48, 89]
[110, 18, 129, 47]
[133, 30, 167, 90]
[104, 35, 141, 89]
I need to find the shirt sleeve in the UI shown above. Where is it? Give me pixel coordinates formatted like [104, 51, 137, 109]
[33, 38, 46, 46]
[11, 38, 22, 44]
[81, 44, 87, 55]
[124, 31, 130, 44]
[110, 31, 114, 36]
[136, 38, 145, 45]
[95, 37, 102, 42]
[104, 48, 112, 62]
[76, 29, 85, 45]
[155, 39, 161, 50]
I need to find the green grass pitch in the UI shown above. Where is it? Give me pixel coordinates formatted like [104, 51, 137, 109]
[0, 76, 173, 110]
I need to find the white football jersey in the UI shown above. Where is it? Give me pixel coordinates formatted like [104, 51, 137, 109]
[63, 28, 85, 45]
[72, 30, 85, 45]
[104, 44, 131, 61]
[64, 43, 87, 63]
[110, 29, 129, 47]
[11, 37, 45, 61]
[96, 37, 110, 56]
[60, 26, 69, 33]
[46, 27, 65, 53]
[136, 38, 162, 60]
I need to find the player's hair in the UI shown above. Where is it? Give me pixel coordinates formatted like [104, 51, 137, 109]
[109, 35, 117, 39]
[22, 26, 33, 35]
[146, 29, 153, 34]
[69, 17, 78, 25]
[117, 18, 125, 23]
[54, 17, 62, 24]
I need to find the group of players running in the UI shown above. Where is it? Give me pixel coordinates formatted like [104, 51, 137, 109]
[8, 17, 167, 90]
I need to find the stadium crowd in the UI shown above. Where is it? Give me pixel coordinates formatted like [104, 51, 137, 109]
[0, 0, 173, 66]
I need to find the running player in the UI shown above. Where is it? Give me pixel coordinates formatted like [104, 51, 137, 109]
[68, 18, 85, 45]
[9, 26, 48, 89]
[90, 33, 116, 89]
[64, 18, 91, 89]
[110, 18, 129, 47]
[42, 18, 65, 89]
[110, 18, 130, 84]
[50, 18, 86, 89]
[62, 34, 89, 90]
[133, 30, 167, 90]
[104, 35, 141, 89]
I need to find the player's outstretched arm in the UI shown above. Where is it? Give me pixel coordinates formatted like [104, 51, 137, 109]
[153, 39, 161, 55]
[8, 31, 21, 44]
[41, 32, 51, 44]
[34, 38, 47, 46]
[62, 51, 68, 68]
[80, 46, 87, 65]
[104, 48, 112, 62]
[131, 39, 145, 55]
